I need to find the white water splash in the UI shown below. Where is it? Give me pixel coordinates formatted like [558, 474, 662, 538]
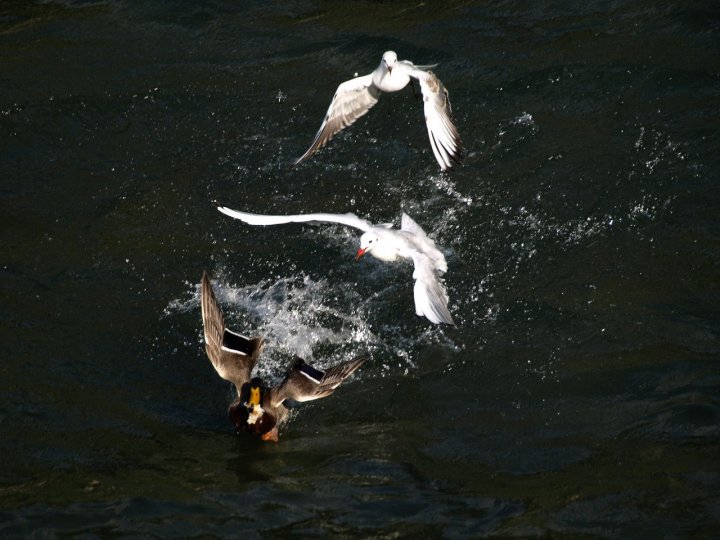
[512, 112, 535, 127]
[166, 271, 458, 381]
[427, 174, 474, 206]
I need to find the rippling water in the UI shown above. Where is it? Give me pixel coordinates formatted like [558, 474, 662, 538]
[1, 0, 718, 537]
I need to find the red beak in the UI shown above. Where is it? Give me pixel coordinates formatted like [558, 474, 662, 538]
[355, 248, 367, 261]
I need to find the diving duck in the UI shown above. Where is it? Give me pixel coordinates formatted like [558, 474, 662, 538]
[200, 271, 366, 441]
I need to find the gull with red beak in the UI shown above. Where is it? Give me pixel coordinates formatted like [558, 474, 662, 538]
[294, 50, 463, 171]
[218, 206, 455, 325]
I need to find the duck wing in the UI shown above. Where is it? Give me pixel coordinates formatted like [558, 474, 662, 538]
[200, 272, 264, 394]
[270, 356, 367, 407]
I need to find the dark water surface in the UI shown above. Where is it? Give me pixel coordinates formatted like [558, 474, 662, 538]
[2, 0, 719, 537]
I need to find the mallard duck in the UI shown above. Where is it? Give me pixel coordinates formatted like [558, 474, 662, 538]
[200, 271, 366, 442]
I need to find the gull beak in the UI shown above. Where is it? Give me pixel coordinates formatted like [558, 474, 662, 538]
[387, 65, 393, 74]
[355, 247, 367, 261]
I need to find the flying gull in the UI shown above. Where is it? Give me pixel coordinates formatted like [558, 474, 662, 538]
[217, 206, 455, 325]
[294, 50, 463, 171]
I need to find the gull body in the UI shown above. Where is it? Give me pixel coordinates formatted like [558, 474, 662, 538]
[295, 51, 463, 171]
[200, 271, 366, 442]
[217, 207, 455, 325]
[371, 51, 412, 92]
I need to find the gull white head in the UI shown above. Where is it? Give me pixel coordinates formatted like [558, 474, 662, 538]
[382, 50, 398, 74]
[356, 231, 398, 262]
[356, 231, 379, 260]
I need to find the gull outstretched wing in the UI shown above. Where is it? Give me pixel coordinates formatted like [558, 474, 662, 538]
[294, 74, 381, 164]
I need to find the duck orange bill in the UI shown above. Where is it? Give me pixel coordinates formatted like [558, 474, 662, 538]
[355, 248, 367, 261]
[261, 427, 279, 442]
